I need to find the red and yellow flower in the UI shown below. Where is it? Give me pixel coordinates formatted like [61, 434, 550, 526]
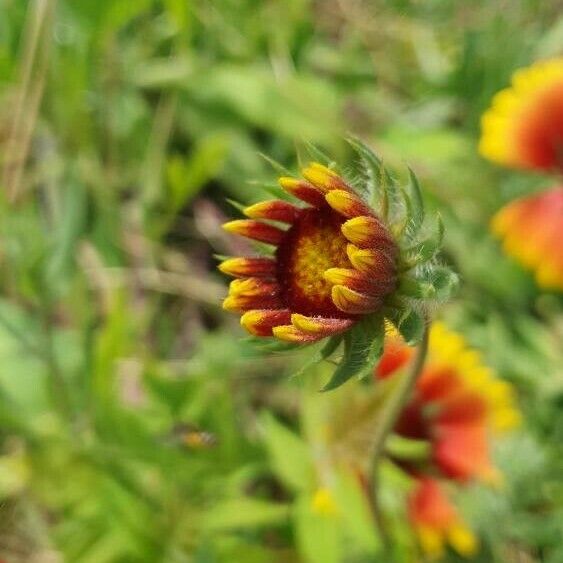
[220, 162, 399, 343]
[491, 186, 563, 291]
[376, 322, 520, 557]
[479, 58, 563, 172]
[408, 477, 477, 559]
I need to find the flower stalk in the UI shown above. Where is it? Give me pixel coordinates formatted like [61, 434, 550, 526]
[367, 317, 431, 541]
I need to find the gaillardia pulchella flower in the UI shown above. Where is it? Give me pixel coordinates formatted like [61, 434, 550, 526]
[492, 187, 563, 292]
[408, 477, 477, 560]
[479, 57, 563, 172]
[376, 323, 520, 558]
[219, 141, 456, 387]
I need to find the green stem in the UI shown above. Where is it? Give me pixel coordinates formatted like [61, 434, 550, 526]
[367, 318, 431, 544]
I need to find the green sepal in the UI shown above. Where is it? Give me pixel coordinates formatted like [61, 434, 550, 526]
[303, 141, 336, 168]
[405, 167, 425, 235]
[429, 266, 460, 302]
[226, 198, 247, 213]
[291, 334, 344, 379]
[321, 315, 384, 391]
[242, 337, 304, 354]
[404, 213, 444, 265]
[397, 276, 436, 300]
[346, 137, 385, 210]
[386, 307, 425, 346]
[258, 153, 292, 176]
[246, 180, 294, 202]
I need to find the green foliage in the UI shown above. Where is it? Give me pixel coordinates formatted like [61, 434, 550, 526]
[0, 0, 562, 562]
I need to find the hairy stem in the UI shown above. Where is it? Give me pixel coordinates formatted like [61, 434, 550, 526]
[368, 319, 431, 544]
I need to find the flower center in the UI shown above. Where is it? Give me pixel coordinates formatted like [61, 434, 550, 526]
[276, 207, 351, 317]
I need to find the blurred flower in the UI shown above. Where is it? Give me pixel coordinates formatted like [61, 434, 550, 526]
[376, 322, 520, 556]
[220, 161, 400, 343]
[311, 487, 339, 516]
[409, 477, 477, 560]
[492, 187, 563, 291]
[479, 58, 563, 172]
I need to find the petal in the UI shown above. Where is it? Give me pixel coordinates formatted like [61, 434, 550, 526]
[331, 285, 383, 314]
[346, 244, 397, 275]
[301, 162, 349, 193]
[325, 189, 373, 219]
[324, 267, 395, 295]
[244, 200, 301, 224]
[272, 324, 322, 343]
[222, 294, 283, 313]
[432, 425, 497, 482]
[224, 278, 282, 311]
[218, 257, 276, 278]
[278, 177, 326, 207]
[291, 313, 354, 336]
[229, 277, 280, 297]
[341, 216, 395, 249]
[223, 220, 286, 245]
[240, 309, 292, 336]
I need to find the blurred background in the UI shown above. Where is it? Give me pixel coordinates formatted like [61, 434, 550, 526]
[1, 1, 563, 561]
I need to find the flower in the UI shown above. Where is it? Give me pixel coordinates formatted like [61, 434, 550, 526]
[409, 477, 477, 559]
[220, 161, 400, 343]
[377, 322, 520, 481]
[479, 58, 563, 172]
[376, 323, 520, 557]
[491, 187, 563, 291]
[311, 487, 339, 516]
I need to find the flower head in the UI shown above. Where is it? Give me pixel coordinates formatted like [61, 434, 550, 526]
[220, 141, 455, 388]
[376, 323, 519, 557]
[220, 162, 398, 343]
[409, 477, 477, 560]
[479, 58, 563, 172]
[377, 322, 520, 482]
[492, 187, 563, 291]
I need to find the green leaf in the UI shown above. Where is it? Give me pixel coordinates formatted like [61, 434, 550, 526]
[166, 135, 228, 211]
[294, 494, 342, 563]
[389, 308, 425, 346]
[332, 470, 381, 553]
[321, 316, 383, 391]
[291, 334, 343, 379]
[204, 497, 290, 530]
[261, 413, 314, 492]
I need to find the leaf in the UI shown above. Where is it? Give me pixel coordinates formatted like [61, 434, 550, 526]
[204, 497, 290, 530]
[294, 494, 342, 563]
[291, 334, 343, 379]
[387, 308, 425, 346]
[261, 413, 314, 492]
[332, 470, 381, 553]
[166, 135, 228, 211]
[321, 316, 384, 391]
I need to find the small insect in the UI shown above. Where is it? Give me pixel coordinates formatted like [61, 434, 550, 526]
[164, 423, 218, 450]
